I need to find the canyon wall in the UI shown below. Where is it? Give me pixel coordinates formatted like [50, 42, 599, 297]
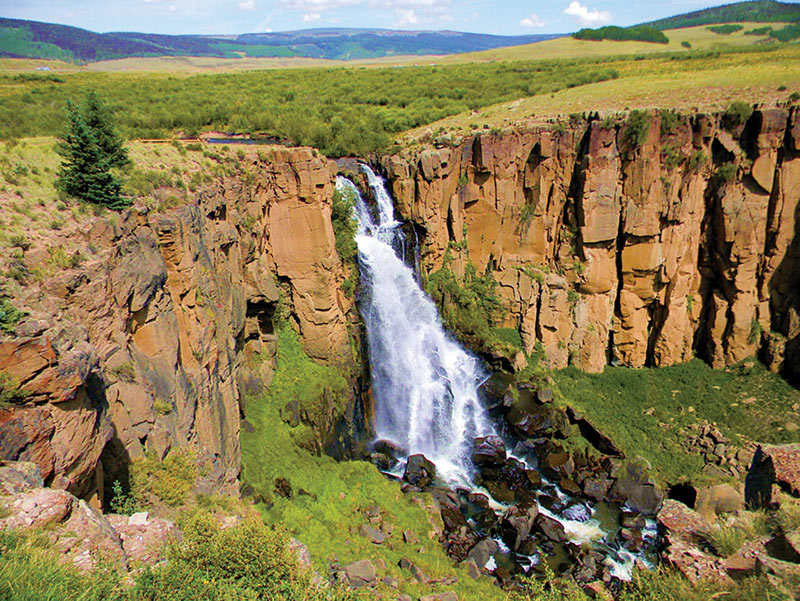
[0, 147, 358, 505]
[381, 108, 800, 377]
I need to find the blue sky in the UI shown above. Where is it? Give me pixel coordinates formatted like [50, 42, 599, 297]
[0, 0, 761, 35]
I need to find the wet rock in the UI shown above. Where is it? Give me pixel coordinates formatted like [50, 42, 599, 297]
[466, 537, 499, 567]
[344, 560, 377, 588]
[500, 504, 539, 550]
[476, 457, 536, 505]
[404, 454, 436, 488]
[608, 463, 663, 515]
[535, 514, 567, 543]
[507, 403, 570, 439]
[563, 503, 592, 523]
[471, 436, 507, 467]
[544, 451, 575, 479]
[582, 476, 613, 502]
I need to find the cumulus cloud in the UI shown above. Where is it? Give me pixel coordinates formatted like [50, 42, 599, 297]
[237, 0, 256, 10]
[395, 9, 419, 26]
[519, 13, 544, 28]
[563, 1, 612, 26]
[302, 11, 321, 20]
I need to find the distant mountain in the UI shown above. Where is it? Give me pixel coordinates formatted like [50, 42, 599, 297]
[0, 18, 560, 63]
[643, 0, 800, 30]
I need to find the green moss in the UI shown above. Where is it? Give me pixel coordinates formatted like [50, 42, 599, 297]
[552, 359, 800, 486]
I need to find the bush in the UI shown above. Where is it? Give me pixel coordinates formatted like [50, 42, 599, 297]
[130, 450, 197, 507]
[722, 100, 753, 128]
[714, 162, 737, 185]
[0, 298, 26, 335]
[624, 110, 651, 150]
[574, 25, 668, 44]
[708, 24, 744, 35]
[331, 185, 358, 264]
[0, 371, 30, 406]
[681, 40, 692, 48]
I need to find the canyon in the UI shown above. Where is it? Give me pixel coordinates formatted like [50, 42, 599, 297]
[1, 104, 800, 596]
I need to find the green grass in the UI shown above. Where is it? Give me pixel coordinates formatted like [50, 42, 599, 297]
[0, 59, 620, 156]
[552, 359, 800, 486]
[241, 324, 498, 599]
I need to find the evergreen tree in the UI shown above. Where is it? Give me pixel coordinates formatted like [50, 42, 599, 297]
[82, 90, 129, 169]
[55, 93, 130, 210]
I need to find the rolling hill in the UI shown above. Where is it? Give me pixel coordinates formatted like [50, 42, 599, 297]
[0, 18, 560, 63]
[644, 0, 800, 30]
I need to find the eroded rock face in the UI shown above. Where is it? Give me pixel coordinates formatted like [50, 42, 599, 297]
[382, 108, 800, 376]
[1, 146, 357, 504]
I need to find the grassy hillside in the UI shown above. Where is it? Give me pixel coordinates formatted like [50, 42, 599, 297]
[645, 0, 800, 29]
[0, 17, 557, 63]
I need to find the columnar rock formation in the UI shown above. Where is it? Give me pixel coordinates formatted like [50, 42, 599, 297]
[381, 108, 800, 377]
[0, 147, 357, 504]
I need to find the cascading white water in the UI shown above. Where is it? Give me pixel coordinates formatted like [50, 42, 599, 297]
[338, 166, 653, 581]
[337, 167, 493, 484]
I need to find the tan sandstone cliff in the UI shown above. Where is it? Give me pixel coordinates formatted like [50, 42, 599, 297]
[381, 108, 800, 377]
[0, 146, 357, 505]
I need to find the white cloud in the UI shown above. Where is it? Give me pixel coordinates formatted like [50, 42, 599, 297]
[238, 0, 256, 10]
[519, 13, 544, 28]
[302, 11, 322, 20]
[563, 1, 612, 26]
[395, 9, 419, 26]
[168, 4, 177, 11]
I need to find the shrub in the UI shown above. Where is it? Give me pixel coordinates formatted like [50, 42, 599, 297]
[8, 233, 30, 251]
[659, 109, 681, 137]
[722, 101, 753, 128]
[0, 371, 30, 406]
[153, 399, 173, 415]
[0, 298, 26, 335]
[708, 24, 744, 35]
[130, 450, 198, 507]
[714, 162, 737, 185]
[681, 41, 692, 48]
[331, 185, 358, 264]
[574, 25, 668, 44]
[624, 110, 651, 150]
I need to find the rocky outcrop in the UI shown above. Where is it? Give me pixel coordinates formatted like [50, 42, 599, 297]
[382, 107, 800, 376]
[1, 147, 357, 504]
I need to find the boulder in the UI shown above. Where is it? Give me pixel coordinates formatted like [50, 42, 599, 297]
[359, 524, 386, 544]
[746, 444, 800, 508]
[608, 463, 663, 515]
[343, 559, 377, 588]
[0, 487, 127, 571]
[695, 484, 744, 519]
[399, 557, 429, 583]
[535, 514, 567, 543]
[500, 504, 539, 550]
[403, 454, 436, 488]
[467, 537, 499, 567]
[657, 499, 708, 541]
[106, 513, 181, 565]
[0, 461, 44, 494]
[471, 436, 506, 467]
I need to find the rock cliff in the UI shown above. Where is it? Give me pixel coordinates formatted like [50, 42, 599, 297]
[0, 146, 357, 505]
[381, 108, 800, 377]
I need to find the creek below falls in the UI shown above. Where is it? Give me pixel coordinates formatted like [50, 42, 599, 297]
[338, 166, 660, 586]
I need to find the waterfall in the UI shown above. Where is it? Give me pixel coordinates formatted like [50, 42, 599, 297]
[337, 167, 493, 484]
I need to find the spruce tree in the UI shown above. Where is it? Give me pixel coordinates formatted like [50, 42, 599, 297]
[82, 90, 129, 169]
[55, 93, 130, 210]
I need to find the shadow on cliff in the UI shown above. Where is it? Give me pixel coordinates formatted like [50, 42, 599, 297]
[768, 191, 800, 388]
[100, 428, 133, 509]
